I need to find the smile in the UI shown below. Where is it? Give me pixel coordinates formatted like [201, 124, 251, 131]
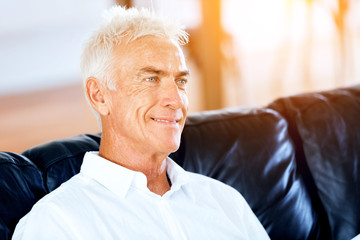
[151, 118, 178, 124]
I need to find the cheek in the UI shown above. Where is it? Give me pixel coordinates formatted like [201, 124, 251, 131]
[108, 92, 134, 122]
[181, 92, 189, 111]
[124, 82, 150, 96]
[120, 96, 151, 124]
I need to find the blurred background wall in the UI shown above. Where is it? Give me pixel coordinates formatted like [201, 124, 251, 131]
[1, 0, 359, 152]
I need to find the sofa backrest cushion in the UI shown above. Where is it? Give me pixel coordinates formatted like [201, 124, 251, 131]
[22, 134, 101, 192]
[0, 152, 46, 239]
[170, 107, 321, 240]
[269, 85, 360, 240]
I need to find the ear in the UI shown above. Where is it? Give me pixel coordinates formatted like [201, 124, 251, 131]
[85, 77, 110, 116]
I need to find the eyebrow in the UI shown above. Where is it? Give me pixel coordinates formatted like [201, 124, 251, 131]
[137, 67, 190, 77]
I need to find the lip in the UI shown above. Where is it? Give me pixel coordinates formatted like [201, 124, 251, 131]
[151, 117, 180, 124]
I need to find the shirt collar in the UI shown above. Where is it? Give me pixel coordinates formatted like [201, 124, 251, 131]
[80, 152, 191, 198]
[165, 157, 190, 192]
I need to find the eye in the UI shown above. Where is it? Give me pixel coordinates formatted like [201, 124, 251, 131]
[177, 79, 187, 86]
[146, 77, 157, 82]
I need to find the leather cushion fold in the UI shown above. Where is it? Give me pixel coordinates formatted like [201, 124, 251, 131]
[269, 85, 360, 240]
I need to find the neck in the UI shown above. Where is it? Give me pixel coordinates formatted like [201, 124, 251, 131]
[99, 133, 171, 196]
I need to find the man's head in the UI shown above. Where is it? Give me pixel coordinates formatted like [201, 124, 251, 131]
[81, 6, 190, 156]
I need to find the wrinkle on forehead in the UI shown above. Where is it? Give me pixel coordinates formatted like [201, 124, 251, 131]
[111, 35, 188, 78]
[135, 67, 190, 81]
[113, 35, 183, 59]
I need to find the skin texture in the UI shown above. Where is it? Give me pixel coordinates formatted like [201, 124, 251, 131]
[86, 35, 189, 196]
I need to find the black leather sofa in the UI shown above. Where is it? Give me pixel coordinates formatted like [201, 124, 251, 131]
[1, 85, 359, 240]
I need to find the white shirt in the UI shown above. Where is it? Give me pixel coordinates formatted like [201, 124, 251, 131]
[13, 152, 269, 240]
[353, 234, 360, 240]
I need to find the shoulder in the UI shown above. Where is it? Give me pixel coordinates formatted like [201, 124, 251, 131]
[21, 173, 92, 219]
[39, 174, 87, 205]
[182, 171, 270, 239]
[185, 171, 245, 202]
[186, 171, 236, 189]
[12, 174, 92, 239]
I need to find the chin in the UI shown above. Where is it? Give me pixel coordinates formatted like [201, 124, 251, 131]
[168, 144, 180, 154]
[161, 138, 181, 154]
[151, 131, 182, 154]
[164, 143, 180, 154]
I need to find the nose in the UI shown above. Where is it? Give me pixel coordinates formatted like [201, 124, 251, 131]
[159, 80, 186, 110]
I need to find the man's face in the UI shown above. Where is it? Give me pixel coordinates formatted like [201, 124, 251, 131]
[104, 36, 189, 156]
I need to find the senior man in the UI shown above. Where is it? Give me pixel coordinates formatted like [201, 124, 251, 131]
[13, 6, 269, 239]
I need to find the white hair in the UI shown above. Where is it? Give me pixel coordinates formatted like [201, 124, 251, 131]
[80, 6, 189, 90]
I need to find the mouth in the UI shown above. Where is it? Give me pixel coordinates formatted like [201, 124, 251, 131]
[151, 118, 180, 124]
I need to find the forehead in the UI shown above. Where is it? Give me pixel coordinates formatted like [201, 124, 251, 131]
[112, 35, 187, 73]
